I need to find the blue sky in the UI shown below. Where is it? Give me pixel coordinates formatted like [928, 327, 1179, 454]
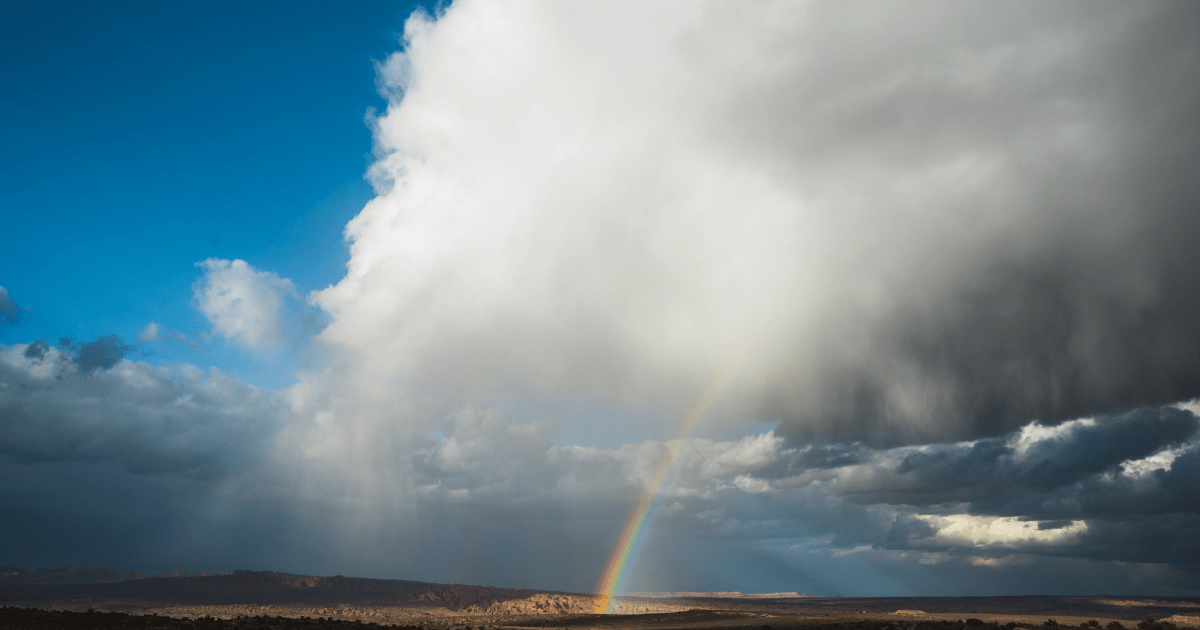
[1, 0, 416, 388]
[2, 0, 1200, 598]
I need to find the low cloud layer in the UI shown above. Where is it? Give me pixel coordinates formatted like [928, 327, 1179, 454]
[0, 342, 284, 478]
[0, 339, 1195, 590]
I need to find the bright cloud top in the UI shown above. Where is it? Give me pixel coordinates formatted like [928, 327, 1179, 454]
[314, 0, 1200, 446]
[912, 515, 1087, 548]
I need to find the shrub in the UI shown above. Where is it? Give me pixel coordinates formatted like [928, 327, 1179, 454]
[1136, 618, 1177, 630]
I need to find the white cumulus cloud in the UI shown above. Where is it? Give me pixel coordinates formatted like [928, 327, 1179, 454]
[137, 322, 162, 343]
[194, 258, 297, 349]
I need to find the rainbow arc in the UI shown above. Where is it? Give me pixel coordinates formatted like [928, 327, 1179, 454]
[592, 378, 730, 614]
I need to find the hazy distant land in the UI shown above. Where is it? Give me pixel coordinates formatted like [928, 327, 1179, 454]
[2, 568, 1199, 630]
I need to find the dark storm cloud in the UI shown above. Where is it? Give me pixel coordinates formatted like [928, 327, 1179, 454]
[50, 334, 138, 372]
[0, 455, 316, 576]
[74, 334, 135, 372]
[787, 443, 874, 470]
[22, 339, 48, 359]
[702, 405, 1199, 569]
[756, 2, 1200, 445]
[830, 406, 1198, 508]
[0, 340, 303, 576]
[977, 438, 1200, 522]
[886, 515, 938, 543]
[1064, 513, 1200, 567]
[0, 343, 284, 479]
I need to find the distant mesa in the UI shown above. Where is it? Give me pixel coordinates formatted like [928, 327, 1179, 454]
[628, 592, 811, 599]
[0, 566, 151, 585]
[0, 567, 585, 614]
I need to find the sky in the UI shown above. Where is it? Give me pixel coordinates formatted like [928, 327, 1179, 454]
[2, 0, 1199, 597]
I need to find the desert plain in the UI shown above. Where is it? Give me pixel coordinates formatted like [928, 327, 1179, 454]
[2, 568, 1198, 630]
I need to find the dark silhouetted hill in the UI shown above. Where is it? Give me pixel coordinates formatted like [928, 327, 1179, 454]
[0, 569, 566, 610]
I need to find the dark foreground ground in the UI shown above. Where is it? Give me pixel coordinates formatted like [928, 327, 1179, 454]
[1, 607, 1194, 630]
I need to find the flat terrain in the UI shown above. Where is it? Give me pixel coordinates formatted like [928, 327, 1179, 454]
[2, 568, 1198, 630]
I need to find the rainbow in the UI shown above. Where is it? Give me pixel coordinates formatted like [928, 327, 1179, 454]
[593, 378, 731, 614]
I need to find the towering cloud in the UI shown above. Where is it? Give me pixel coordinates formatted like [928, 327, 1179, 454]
[289, 1, 1200, 589]
[311, 0, 1200, 448]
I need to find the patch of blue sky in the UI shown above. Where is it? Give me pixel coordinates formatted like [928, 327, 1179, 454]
[0, 0, 423, 389]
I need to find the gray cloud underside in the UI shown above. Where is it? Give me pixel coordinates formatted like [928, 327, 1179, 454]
[0, 344, 284, 479]
[2, 341, 1196, 587]
[714, 1, 1200, 443]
